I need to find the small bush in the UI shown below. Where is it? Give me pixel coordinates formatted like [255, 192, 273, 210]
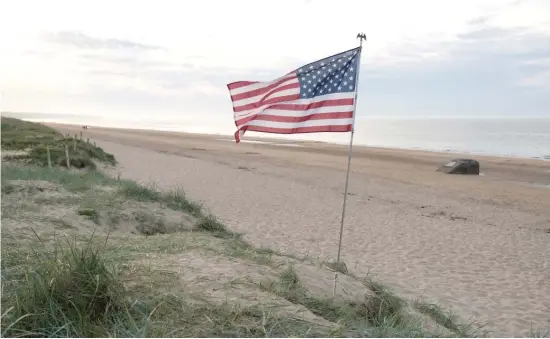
[134, 212, 166, 236]
[1, 183, 16, 195]
[76, 141, 116, 165]
[325, 261, 348, 274]
[78, 207, 101, 224]
[57, 155, 97, 170]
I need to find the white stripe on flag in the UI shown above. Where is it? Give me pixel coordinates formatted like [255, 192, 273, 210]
[231, 84, 300, 106]
[228, 74, 295, 96]
[240, 118, 354, 129]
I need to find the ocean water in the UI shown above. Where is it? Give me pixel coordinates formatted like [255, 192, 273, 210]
[3, 112, 550, 160]
[354, 117, 550, 160]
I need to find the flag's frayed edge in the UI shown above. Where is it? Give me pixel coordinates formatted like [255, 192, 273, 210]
[234, 128, 245, 143]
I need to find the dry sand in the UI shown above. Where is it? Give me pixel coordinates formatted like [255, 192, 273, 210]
[52, 123, 550, 337]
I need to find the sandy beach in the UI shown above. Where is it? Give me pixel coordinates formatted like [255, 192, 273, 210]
[51, 123, 550, 337]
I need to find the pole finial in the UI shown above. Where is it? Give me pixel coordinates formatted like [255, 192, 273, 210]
[356, 32, 367, 42]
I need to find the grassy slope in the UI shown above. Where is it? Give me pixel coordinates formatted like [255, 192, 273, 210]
[1, 117, 115, 168]
[0, 120, 487, 338]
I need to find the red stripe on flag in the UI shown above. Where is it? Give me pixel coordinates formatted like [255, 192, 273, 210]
[227, 81, 259, 90]
[235, 111, 353, 126]
[234, 98, 355, 119]
[230, 77, 297, 101]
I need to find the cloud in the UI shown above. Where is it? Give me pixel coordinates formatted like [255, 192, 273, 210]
[1, 0, 549, 124]
[44, 31, 164, 51]
[517, 58, 550, 88]
[458, 27, 524, 40]
[468, 16, 491, 26]
[519, 70, 550, 87]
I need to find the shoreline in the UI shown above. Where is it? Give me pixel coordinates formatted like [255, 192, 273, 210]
[39, 121, 550, 164]
[48, 121, 550, 205]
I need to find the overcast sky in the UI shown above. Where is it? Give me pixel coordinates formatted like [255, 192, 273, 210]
[1, 0, 549, 133]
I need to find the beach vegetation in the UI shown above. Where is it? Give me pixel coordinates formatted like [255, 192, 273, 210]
[1, 119, 486, 337]
[1, 117, 115, 169]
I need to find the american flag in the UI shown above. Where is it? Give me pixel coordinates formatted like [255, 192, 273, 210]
[227, 47, 361, 143]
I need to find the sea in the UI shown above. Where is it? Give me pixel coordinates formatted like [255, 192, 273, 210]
[3, 112, 550, 160]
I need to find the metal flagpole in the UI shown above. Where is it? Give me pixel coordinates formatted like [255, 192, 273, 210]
[333, 32, 366, 297]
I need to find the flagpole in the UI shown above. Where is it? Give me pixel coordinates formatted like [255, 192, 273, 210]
[333, 32, 366, 297]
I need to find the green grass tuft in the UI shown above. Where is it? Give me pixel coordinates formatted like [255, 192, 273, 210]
[196, 215, 237, 238]
[0, 235, 329, 338]
[1, 182, 16, 195]
[116, 180, 238, 239]
[325, 260, 348, 274]
[364, 279, 405, 327]
[117, 181, 162, 202]
[257, 266, 432, 337]
[78, 207, 101, 224]
[414, 299, 486, 337]
[1, 234, 127, 337]
[1, 164, 112, 192]
[164, 188, 202, 216]
[530, 327, 550, 338]
[133, 212, 166, 236]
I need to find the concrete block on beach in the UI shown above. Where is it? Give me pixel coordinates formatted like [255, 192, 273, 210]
[437, 158, 480, 175]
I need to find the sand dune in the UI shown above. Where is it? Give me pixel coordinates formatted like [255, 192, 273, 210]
[52, 123, 550, 337]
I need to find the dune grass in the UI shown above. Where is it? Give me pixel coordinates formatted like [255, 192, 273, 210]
[1, 117, 115, 169]
[0, 233, 432, 338]
[414, 299, 486, 337]
[258, 265, 434, 338]
[1, 117, 62, 150]
[1, 232, 323, 338]
[1, 164, 112, 192]
[2, 233, 125, 337]
[1, 163, 465, 338]
[0, 164, 324, 337]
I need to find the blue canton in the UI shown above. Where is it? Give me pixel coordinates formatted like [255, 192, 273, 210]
[295, 47, 360, 99]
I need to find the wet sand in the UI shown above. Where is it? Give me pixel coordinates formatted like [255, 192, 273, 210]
[52, 123, 550, 337]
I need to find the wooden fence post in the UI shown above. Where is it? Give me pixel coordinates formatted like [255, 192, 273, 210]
[46, 146, 52, 168]
[65, 144, 71, 169]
